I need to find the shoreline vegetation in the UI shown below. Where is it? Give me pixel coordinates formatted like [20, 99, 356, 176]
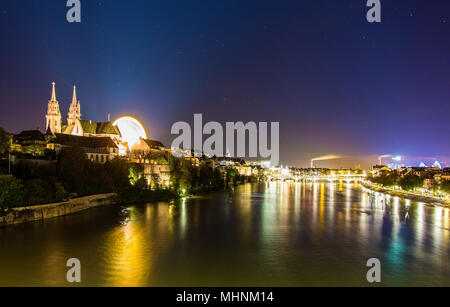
[362, 181, 450, 208]
[0, 178, 258, 226]
[365, 170, 450, 208]
[0, 143, 261, 225]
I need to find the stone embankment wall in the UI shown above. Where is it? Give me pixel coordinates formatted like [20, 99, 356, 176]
[0, 193, 118, 226]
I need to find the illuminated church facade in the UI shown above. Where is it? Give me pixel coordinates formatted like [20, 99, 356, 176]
[46, 82, 122, 141]
[45, 82, 126, 154]
[44, 81, 171, 177]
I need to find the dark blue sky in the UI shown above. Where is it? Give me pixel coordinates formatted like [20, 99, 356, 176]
[1, 0, 449, 167]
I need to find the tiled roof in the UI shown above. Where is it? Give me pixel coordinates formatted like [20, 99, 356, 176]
[142, 139, 165, 149]
[97, 121, 121, 135]
[79, 120, 121, 135]
[62, 125, 74, 135]
[51, 133, 118, 149]
[14, 130, 45, 142]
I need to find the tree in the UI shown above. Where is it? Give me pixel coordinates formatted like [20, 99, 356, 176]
[150, 172, 161, 190]
[199, 164, 213, 187]
[24, 178, 53, 204]
[168, 155, 187, 191]
[0, 127, 11, 155]
[54, 181, 68, 201]
[398, 174, 422, 191]
[23, 144, 45, 157]
[370, 173, 398, 187]
[441, 181, 450, 194]
[135, 177, 148, 190]
[104, 158, 130, 192]
[128, 163, 144, 185]
[225, 166, 239, 186]
[430, 180, 440, 193]
[144, 151, 169, 164]
[0, 175, 25, 207]
[57, 146, 88, 195]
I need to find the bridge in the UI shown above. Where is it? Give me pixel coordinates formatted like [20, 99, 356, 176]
[267, 173, 366, 183]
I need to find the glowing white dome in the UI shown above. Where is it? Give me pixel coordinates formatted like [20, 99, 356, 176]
[113, 116, 147, 148]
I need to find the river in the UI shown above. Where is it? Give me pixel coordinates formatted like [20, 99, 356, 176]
[0, 182, 449, 286]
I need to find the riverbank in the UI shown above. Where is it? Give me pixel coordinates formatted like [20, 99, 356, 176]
[361, 182, 450, 208]
[119, 179, 260, 205]
[0, 178, 260, 226]
[0, 193, 118, 226]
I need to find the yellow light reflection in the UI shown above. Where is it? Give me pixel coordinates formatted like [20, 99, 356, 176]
[415, 202, 425, 251]
[101, 207, 150, 286]
[319, 183, 325, 230]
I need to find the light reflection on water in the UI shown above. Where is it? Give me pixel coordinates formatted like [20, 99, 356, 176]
[0, 182, 449, 286]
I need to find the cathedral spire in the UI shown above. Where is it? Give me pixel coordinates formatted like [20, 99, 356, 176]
[51, 81, 56, 101]
[68, 85, 81, 126]
[71, 85, 77, 105]
[46, 82, 62, 133]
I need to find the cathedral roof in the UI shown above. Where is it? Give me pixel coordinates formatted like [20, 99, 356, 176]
[50, 133, 118, 149]
[78, 120, 121, 136]
[62, 125, 74, 135]
[96, 121, 121, 135]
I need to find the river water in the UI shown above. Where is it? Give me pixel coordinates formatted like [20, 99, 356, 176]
[0, 182, 449, 286]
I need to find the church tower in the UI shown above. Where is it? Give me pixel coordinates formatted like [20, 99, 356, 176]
[67, 85, 81, 126]
[45, 82, 62, 134]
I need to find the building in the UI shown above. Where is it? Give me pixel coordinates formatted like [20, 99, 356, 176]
[434, 168, 450, 183]
[12, 130, 47, 155]
[129, 138, 171, 187]
[423, 178, 434, 189]
[132, 138, 166, 154]
[217, 157, 245, 167]
[130, 138, 170, 163]
[67, 85, 81, 126]
[403, 167, 427, 177]
[47, 133, 119, 163]
[63, 119, 122, 143]
[143, 163, 171, 188]
[13, 130, 46, 146]
[45, 82, 62, 134]
[370, 165, 392, 176]
[45, 82, 125, 151]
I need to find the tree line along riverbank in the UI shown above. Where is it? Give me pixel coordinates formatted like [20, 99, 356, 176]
[0, 145, 261, 210]
[365, 170, 450, 207]
[361, 182, 450, 208]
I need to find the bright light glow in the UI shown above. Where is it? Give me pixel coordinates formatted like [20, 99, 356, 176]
[392, 156, 402, 161]
[281, 168, 290, 176]
[113, 116, 148, 149]
[432, 160, 442, 169]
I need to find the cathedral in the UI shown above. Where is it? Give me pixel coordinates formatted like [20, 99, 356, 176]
[45, 82, 124, 150]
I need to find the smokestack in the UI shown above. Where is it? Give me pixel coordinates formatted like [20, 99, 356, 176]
[310, 154, 343, 168]
[378, 154, 392, 166]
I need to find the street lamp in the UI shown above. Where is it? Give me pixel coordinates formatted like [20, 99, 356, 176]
[8, 137, 12, 174]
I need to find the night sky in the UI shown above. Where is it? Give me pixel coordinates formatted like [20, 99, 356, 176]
[1, 0, 449, 168]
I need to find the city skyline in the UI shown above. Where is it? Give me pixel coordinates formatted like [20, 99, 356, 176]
[5, 80, 450, 169]
[1, 1, 450, 168]
[1, 0, 450, 289]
